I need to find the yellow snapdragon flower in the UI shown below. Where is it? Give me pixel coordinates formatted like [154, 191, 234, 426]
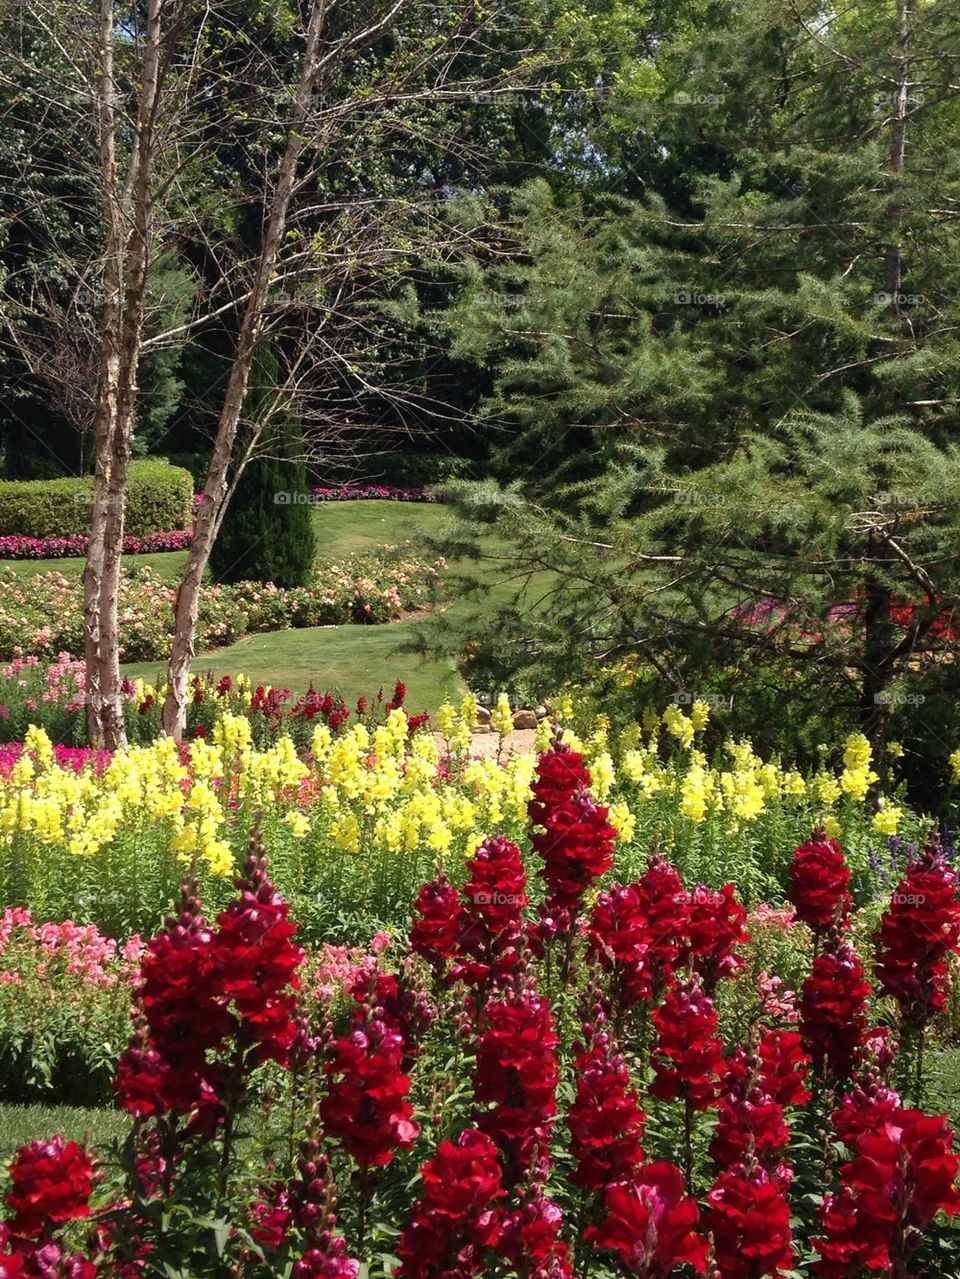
[490, 694, 513, 737]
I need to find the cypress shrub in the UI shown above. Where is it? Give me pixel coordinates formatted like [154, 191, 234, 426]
[209, 346, 315, 586]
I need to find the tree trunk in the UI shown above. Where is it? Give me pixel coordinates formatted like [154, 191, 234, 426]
[860, 570, 893, 766]
[160, 0, 328, 739]
[95, 0, 166, 750]
[78, 0, 168, 749]
[83, 0, 123, 749]
[883, 0, 909, 306]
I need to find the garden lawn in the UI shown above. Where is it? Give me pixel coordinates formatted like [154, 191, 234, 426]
[0, 550, 187, 581]
[4, 499, 550, 701]
[0, 499, 449, 582]
[0, 1105, 128, 1161]
[121, 620, 462, 711]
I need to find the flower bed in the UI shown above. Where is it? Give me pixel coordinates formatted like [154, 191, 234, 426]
[0, 695, 934, 940]
[0, 488, 439, 560]
[0, 547, 445, 663]
[0, 657, 420, 750]
[308, 484, 438, 502]
[0, 530, 194, 561]
[0, 908, 141, 1104]
[0, 748, 957, 1277]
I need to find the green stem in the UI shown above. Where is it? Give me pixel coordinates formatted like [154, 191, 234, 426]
[916, 1025, 925, 1109]
[683, 1099, 694, 1189]
[356, 1165, 371, 1259]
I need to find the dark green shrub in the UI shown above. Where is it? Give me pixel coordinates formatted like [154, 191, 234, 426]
[210, 345, 315, 586]
[309, 449, 472, 488]
[0, 460, 193, 538]
[161, 451, 209, 487]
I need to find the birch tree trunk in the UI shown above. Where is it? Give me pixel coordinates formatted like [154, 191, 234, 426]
[160, 1, 329, 739]
[96, 0, 166, 750]
[81, 0, 168, 749]
[82, 0, 123, 748]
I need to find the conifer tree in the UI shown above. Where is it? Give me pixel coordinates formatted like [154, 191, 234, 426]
[437, 0, 960, 779]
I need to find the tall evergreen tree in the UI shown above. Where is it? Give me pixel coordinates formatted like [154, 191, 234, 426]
[434, 0, 960, 783]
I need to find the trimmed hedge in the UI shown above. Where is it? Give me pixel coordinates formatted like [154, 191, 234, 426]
[0, 460, 193, 539]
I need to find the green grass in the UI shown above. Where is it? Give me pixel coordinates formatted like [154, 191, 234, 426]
[4, 500, 547, 704]
[119, 508, 549, 704]
[0, 550, 188, 581]
[0, 1104, 128, 1161]
[309, 499, 448, 556]
[122, 621, 462, 710]
[0, 501, 450, 583]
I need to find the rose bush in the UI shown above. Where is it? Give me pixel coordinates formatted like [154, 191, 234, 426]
[0, 547, 444, 663]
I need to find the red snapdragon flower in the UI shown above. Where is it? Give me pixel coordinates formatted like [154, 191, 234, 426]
[349, 965, 433, 1070]
[587, 854, 689, 1013]
[320, 1018, 419, 1168]
[587, 881, 653, 1013]
[529, 741, 615, 931]
[585, 1163, 709, 1277]
[116, 884, 230, 1119]
[568, 1036, 646, 1190]
[409, 874, 466, 969]
[211, 852, 304, 1066]
[528, 739, 591, 829]
[814, 1107, 960, 1277]
[634, 852, 689, 988]
[0, 1242, 21, 1277]
[292, 1242, 360, 1279]
[832, 1081, 902, 1147]
[283, 1137, 360, 1279]
[682, 883, 749, 992]
[456, 835, 528, 987]
[706, 1161, 794, 1278]
[534, 790, 617, 929]
[875, 840, 960, 1032]
[394, 1129, 505, 1278]
[709, 1086, 790, 1170]
[787, 833, 852, 931]
[385, 680, 406, 712]
[474, 990, 559, 1175]
[499, 1185, 573, 1279]
[725, 1030, 812, 1108]
[5, 1138, 94, 1239]
[799, 930, 871, 1080]
[650, 980, 726, 1111]
[116, 851, 306, 1123]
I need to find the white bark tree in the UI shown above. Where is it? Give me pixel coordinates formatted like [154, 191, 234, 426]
[1, 0, 565, 743]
